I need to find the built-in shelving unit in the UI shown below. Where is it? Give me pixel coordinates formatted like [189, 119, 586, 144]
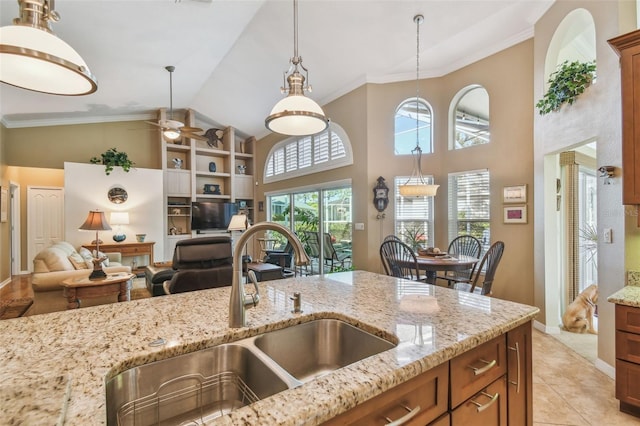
[159, 108, 256, 259]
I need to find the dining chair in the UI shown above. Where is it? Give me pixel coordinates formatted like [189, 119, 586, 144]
[437, 235, 482, 286]
[383, 234, 402, 242]
[379, 240, 423, 281]
[453, 241, 505, 296]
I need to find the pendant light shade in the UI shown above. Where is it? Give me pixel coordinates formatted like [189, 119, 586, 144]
[0, 0, 97, 95]
[265, 0, 328, 136]
[399, 14, 438, 198]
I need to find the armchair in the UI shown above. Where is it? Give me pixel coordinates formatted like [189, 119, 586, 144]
[144, 236, 233, 296]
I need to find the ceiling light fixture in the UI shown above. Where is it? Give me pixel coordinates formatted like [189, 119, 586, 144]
[399, 14, 439, 198]
[265, 0, 328, 136]
[0, 0, 97, 95]
[163, 65, 182, 140]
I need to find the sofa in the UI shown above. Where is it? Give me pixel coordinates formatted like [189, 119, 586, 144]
[29, 241, 131, 315]
[145, 236, 233, 296]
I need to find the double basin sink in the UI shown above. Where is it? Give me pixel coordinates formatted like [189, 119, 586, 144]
[106, 319, 396, 425]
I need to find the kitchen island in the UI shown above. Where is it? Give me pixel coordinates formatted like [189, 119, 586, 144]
[0, 271, 538, 424]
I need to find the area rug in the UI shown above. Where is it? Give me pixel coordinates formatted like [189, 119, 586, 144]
[130, 278, 151, 300]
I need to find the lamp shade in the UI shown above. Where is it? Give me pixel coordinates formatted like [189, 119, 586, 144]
[79, 210, 111, 231]
[227, 214, 249, 232]
[399, 183, 439, 197]
[110, 212, 129, 225]
[265, 94, 329, 136]
[0, 25, 97, 95]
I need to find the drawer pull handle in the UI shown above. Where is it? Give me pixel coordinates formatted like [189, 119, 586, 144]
[508, 342, 521, 393]
[468, 358, 497, 375]
[470, 391, 499, 413]
[383, 404, 421, 426]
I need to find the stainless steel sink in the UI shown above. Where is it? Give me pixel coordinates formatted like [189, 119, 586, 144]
[106, 319, 396, 425]
[253, 319, 396, 382]
[105, 344, 289, 426]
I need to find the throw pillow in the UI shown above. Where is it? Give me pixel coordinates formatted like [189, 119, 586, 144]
[78, 247, 95, 268]
[68, 252, 89, 270]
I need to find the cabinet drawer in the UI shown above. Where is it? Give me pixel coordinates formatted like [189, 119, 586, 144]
[616, 359, 640, 408]
[617, 330, 640, 363]
[616, 305, 640, 334]
[450, 335, 507, 408]
[323, 362, 448, 426]
[118, 246, 147, 255]
[451, 377, 507, 426]
[429, 412, 450, 426]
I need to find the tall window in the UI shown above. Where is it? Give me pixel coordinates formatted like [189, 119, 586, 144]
[394, 176, 435, 250]
[451, 85, 490, 149]
[447, 170, 490, 252]
[395, 98, 433, 155]
[264, 123, 352, 183]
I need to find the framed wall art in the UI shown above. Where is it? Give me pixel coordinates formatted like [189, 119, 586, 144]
[504, 205, 527, 224]
[0, 187, 7, 223]
[503, 184, 527, 203]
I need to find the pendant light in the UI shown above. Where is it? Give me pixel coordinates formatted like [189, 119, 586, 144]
[0, 0, 97, 95]
[265, 0, 328, 136]
[399, 14, 439, 198]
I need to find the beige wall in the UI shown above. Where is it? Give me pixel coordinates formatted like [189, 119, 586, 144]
[2, 120, 160, 274]
[0, 124, 8, 283]
[533, 1, 633, 370]
[256, 40, 535, 306]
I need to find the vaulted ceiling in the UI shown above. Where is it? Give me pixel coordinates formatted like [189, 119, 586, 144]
[0, 0, 554, 139]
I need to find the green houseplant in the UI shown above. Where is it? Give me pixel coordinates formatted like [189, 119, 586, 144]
[90, 148, 134, 175]
[536, 60, 596, 115]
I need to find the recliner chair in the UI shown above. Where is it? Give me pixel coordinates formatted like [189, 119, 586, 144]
[144, 236, 233, 296]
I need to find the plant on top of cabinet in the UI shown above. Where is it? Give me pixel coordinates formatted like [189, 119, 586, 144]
[90, 148, 135, 175]
[536, 60, 596, 115]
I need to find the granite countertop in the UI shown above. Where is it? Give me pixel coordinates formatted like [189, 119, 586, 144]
[0, 271, 539, 425]
[608, 285, 640, 307]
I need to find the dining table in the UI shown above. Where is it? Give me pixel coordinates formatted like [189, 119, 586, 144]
[416, 254, 479, 285]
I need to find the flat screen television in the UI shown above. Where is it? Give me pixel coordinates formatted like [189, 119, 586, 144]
[191, 201, 238, 231]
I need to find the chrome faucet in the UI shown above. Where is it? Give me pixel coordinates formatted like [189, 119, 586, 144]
[229, 222, 310, 328]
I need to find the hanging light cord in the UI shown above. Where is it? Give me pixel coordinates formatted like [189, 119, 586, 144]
[412, 15, 425, 183]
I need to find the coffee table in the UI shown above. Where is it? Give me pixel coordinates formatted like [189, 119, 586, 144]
[61, 272, 135, 309]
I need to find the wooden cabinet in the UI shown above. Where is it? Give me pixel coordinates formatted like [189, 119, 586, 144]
[323, 362, 448, 425]
[615, 304, 640, 417]
[166, 169, 191, 196]
[82, 241, 155, 274]
[322, 322, 533, 426]
[609, 30, 640, 205]
[507, 321, 533, 425]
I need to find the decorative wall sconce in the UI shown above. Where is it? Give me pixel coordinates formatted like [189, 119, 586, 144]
[598, 166, 615, 184]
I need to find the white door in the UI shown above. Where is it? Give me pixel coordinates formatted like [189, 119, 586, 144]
[27, 187, 64, 272]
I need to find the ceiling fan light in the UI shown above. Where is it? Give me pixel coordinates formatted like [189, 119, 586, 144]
[163, 129, 181, 140]
[0, 8, 97, 95]
[265, 94, 328, 136]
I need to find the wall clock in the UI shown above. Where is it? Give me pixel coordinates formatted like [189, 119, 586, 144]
[107, 186, 128, 204]
[373, 176, 389, 212]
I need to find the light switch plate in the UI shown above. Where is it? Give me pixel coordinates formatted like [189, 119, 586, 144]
[355, 223, 365, 231]
[604, 228, 612, 244]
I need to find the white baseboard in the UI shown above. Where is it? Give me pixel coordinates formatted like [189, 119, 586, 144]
[533, 319, 561, 334]
[595, 358, 615, 379]
[0, 277, 10, 290]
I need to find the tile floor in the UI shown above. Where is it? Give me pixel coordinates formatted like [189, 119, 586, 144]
[533, 329, 640, 425]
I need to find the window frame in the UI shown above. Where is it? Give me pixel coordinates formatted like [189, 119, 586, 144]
[394, 97, 434, 156]
[447, 169, 491, 253]
[394, 176, 436, 250]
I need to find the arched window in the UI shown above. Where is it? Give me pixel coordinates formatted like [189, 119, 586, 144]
[264, 123, 353, 183]
[395, 97, 433, 155]
[450, 85, 490, 150]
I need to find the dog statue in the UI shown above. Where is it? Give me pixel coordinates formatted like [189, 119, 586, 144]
[562, 284, 598, 334]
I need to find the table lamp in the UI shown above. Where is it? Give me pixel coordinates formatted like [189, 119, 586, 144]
[228, 214, 251, 263]
[110, 211, 129, 242]
[79, 210, 111, 280]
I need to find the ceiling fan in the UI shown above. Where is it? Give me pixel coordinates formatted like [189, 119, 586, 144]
[146, 66, 207, 141]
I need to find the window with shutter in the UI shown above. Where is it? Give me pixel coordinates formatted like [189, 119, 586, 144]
[447, 170, 491, 252]
[394, 176, 435, 250]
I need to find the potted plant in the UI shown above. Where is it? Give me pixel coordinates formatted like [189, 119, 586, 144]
[536, 60, 596, 115]
[90, 148, 134, 175]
